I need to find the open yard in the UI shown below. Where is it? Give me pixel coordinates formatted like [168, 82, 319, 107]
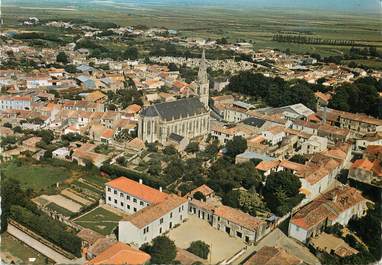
[73, 206, 123, 235]
[1, 161, 70, 192]
[0, 232, 54, 265]
[168, 215, 246, 264]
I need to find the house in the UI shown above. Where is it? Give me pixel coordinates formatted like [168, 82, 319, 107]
[26, 74, 51, 89]
[364, 145, 382, 161]
[348, 159, 382, 186]
[105, 177, 168, 214]
[289, 185, 369, 243]
[301, 135, 328, 155]
[189, 199, 268, 244]
[261, 126, 286, 146]
[119, 194, 189, 247]
[355, 132, 382, 152]
[317, 108, 382, 135]
[85, 91, 107, 103]
[243, 246, 303, 265]
[86, 242, 150, 265]
[186, 184, 215, 200]
[126, 138, 145, 152]
[72, 143, 109, 168]
[52, 147, 71, 160]
[0, 95, 32, 111]
[22, 136, 42, 148]
[166, 133, 189, 151]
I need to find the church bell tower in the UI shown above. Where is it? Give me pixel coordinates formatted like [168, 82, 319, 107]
[197, 50, 209, 109]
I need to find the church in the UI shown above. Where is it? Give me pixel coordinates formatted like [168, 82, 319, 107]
[138, 51, 210, 144]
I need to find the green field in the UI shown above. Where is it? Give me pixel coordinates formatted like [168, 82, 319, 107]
[74, 207, 122, 235]
[1, 160, 70, 192]
[0, 232, 54, 264]
[2, 5, 381, 57]
[45, 202, 75, 217]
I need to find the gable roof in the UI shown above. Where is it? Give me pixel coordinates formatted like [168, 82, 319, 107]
[106, 177, 168, 204]
[244, 246, 302, 265]
[123, 195, 187, 229]
[214, 205, 265, 232]
[140, 97, 207, 121]
[87, 242, 150, 265]
[291, 185, 367, 230]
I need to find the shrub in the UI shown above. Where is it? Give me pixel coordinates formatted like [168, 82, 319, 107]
[187, 240, 210, 259]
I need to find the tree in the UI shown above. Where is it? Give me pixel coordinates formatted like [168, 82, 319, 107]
[123, 47, 139, 60]
[263, 171, 304, 216]
[56, 51, 69, 64]
[187, 241, 210, 259]
[185, 142, 199, 153]
[3, 122, 12, 128]
[163, 145, 178, 156]
[225, 136, 247, 158]
[238, 190, 266, 216]
[143, 236, 177, 264]
[289, 154, 307, 164]
[146, 142, 158, 152]
[193, 191, 206, 201]
[1, 178, 34, 232]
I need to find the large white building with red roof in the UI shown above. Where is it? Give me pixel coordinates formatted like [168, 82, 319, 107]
[105, 177, 168, 214]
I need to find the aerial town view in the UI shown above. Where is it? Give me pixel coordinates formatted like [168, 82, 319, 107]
[0, 0, 381, 264]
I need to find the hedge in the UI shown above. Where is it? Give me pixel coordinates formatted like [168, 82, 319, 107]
[10, 205, 82, 257]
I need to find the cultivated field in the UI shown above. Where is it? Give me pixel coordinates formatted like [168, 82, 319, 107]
[2, 5, 381, 57]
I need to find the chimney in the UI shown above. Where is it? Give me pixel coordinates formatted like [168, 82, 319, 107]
[159, 186, 163, 192]
[139, 179, 143, 184]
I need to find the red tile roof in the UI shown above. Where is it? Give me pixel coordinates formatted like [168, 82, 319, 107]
[106, 177, 168, 204]
[87, 242, 150, 265]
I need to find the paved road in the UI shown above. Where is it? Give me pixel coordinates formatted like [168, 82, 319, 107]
[7, 224, 83, 264]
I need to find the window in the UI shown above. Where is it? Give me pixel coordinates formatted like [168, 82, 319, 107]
[134, 207, 137, 212]
[179, 207, 181, 212]
[159, 227, 162, 234]
[140, 201, 144, 206]
[120, 193, 124, 198]
[127, 195, 130, 200]
[114, 199, 117, 204]
[169, 222, 172, 229]
[236, 231, 242, 238]
[121, 202, 124, 206]
[107, 187, 111, 192]
[170, 212, 173, 218]
[114, 190, 117, 195]
[160, 218, 163, 224]
[108, 196, 111, 201]
[133, 198, 137, 203]
[127, 205, 130, 209]
[144, 227, 150, 234]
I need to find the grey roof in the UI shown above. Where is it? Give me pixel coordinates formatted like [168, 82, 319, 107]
[236, 151, 275, 161]
[242, 117, 266, 128]
[140, 97, 207, 121]
[76, 64, 95, 72]
[168, 133, 184, 143]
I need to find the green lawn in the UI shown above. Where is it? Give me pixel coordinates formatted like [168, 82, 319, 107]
[74, 207, 122, 235]
[1, 161, 70, 192]
[0, 232, 54, 264]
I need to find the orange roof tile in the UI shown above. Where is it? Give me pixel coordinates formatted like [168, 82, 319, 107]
[244, 246, 302, 265]
[87, 242, 150, 265]
[106, 177, 168, 204]
[214, 205, 265, 232]
[124, 195, 187, 228]
[256, 160, 280, 171]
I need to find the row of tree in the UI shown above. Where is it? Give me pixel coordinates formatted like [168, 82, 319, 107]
[273, 34, 356, 46]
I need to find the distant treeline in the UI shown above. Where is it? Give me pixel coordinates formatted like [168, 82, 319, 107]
[272, 34, 357, 46]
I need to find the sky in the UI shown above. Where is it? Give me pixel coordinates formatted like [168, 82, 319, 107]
[4, 0, 382, 13]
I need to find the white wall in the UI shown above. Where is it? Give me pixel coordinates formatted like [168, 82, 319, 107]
[288, 222, 308, 243]
[105, 186, 150, 214]
[119, 201, 189, 247]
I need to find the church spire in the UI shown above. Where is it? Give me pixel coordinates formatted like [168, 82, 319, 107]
[198, 49, 208, 84]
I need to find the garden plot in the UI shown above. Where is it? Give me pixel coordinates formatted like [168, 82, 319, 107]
[61, 188, 93, 206]
[39, 194, 82, 213]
